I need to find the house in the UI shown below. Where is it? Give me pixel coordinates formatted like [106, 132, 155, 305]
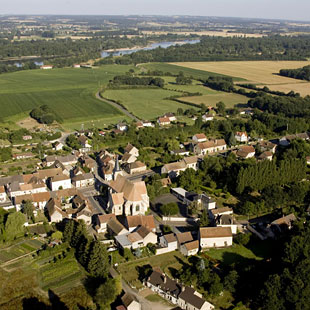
[176, 232, 194, 249]
[159, 233, 178, 251]
[73, 64, 81, 68]
[53, 142, 64, 151]
[135, 226, 157, 246]
[124, 144, 139, 157]
[81, 155, 96, 172]
[270, 213, 296, 233]
[235, 131, 248, 143]
[46, 198, 67, 222]
[0, 186, 7, 203]
[192, 133, 207, 143]
[178, 286, 214, 310]
[109, 175, 149, 216]
[163, 112, 177, 122]
[102, 164, 114, 181]
[122, 152, 137, 164]
[258, 151, 273, 161]
[72, 173, 94, 188]
[146, 270, 214, 310]
[75, 209, 92, 225]
[194, 139, 227, 156]
[210, 207, 233, 220]
[125, 215, 156, 232]
[200, 227, 233, 249]
[40, 65, 53, 69]
[125, 161, 147, 174]
[161, 161, 187, 178]
[216, 214, 238, 234]
[183, 156, 199, 170]
[236, 145, 255, 159]
[117, 123, 128, 132]
[44, 155, 77, 167]
[107, 217, 128, 236]
[95, 214, 116, 233]
[14, 192, 51, 211]
[180, 240, 199, 256]
[50, 160, 71, 176]
[259, 141, 277, 153]
[157, 117, 171, 126]
[202, 114, 214, 122]
[22, 135, 32, 141]
[49, 174, 72, 191]
[121, 293, 141, 310]
[77, 135, 92, 152]
[142, 120, 153, 127]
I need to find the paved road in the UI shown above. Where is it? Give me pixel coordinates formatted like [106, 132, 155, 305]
[95, 91, 140, 121]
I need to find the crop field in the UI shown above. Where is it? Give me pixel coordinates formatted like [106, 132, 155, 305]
[172, 61, 310, 96]
[102, 88, 199, 120]
[0, 239, 45, 264]
[0, 65, 134, 129]
[138, 62, 242, 81]
[178, 92, 248, 108]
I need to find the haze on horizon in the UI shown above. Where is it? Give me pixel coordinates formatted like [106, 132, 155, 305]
[2, 0, 310, 22]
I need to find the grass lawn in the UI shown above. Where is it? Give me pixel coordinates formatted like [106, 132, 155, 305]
[102, 88, 199, 120]
[117, 251, 187, 289]
[204, 244, 263, 265]
[145, 294, 173, 306]
[0, 65, 133, 127]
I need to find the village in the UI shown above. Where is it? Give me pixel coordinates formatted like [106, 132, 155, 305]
[0, 109, 306, 310]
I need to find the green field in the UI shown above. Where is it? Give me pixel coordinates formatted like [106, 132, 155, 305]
[0, 65, 134, 129]
[139, 62, 243, 81]
[102, 87, 199, 120]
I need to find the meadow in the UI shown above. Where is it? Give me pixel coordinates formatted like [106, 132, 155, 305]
[0, 65, 134, 129]
[172, 61, 310, 96]
[102, 87, 199, 120]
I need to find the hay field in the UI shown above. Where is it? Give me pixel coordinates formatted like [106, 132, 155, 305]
[172, 61, 310, 96]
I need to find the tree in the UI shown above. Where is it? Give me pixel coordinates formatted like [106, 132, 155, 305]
[216, 101, 226, 115]
[224, 270, 239, 293]
[4, 212, 26, 241]
[160, 203, 179, 216]
[87, 241, 109, 279]
[227, 132, 236, 146]
[199, 209, 210, 227]
[95, 277, 122, 310]
[22, 201, 35, 223]
[63, 220, 75, 244]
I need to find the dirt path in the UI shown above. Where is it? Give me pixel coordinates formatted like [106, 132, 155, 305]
[95, 91, 140, 121]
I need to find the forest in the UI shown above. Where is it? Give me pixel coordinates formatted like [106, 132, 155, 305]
[279, 65, 310, 81]
[112, 35, 310, 64]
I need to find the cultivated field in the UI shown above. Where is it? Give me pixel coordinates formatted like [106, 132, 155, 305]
[102, 88, 199, 120]
[172, 61, 310, 96]
[178, 92, 248, 108]
[0, 65, 134, 129]
[138, 62, 240, 80]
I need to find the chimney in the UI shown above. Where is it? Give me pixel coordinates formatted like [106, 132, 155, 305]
[163, 275, 167, 283]
[181, 286, 185, 292]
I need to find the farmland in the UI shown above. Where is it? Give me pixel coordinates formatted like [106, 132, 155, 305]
[172, 61, 310, 96]
[0, 65, 134, 129]
[101, 87, 199, 120]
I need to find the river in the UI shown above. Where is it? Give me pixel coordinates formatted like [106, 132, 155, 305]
[101, 39, 200, 58]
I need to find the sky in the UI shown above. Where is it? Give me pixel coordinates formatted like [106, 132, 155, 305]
[2, 0, 310, 22]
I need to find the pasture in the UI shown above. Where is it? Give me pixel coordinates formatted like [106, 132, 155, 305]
[101, 88, 199, 120]
[172, 61, 310, 96]
[0, 65, 134, 129]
